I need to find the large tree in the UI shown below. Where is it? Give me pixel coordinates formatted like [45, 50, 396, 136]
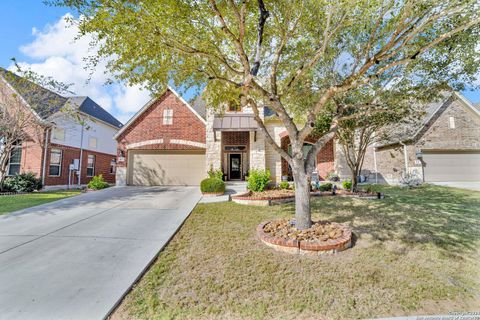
[57, 0, 480, 229]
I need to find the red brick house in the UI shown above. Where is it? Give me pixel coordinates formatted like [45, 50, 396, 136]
[0, 68, 122, 188]
[115, 87, 334, 186]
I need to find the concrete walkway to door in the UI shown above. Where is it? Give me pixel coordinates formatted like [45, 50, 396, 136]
[0, 186, 201, 320]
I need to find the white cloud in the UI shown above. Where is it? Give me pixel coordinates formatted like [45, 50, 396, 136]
[11, 13, 151, 123]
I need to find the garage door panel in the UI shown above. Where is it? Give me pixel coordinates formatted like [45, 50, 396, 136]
[423, 152, 480, 182]
[129, 152, 206, 186]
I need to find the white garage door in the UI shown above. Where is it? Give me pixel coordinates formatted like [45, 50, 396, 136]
[423, 152, 480, 182]
[128, 151, 206, 186]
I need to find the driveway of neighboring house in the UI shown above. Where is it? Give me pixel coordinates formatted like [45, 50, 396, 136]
[431, 181, 480, 191]
[0, 186, 201, 320]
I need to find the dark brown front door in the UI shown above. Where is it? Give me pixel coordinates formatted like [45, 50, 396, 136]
[229, 154, 241, 180]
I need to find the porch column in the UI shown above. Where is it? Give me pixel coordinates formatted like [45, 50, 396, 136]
[249, 130, 266, 171]
[206, 109, 222, 172]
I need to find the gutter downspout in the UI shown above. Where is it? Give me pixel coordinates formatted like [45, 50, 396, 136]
[41, 128, 50, 187]
[78, 123, 84, 187]
[399, 141, 408, 175]
[373, 144, 378, 184]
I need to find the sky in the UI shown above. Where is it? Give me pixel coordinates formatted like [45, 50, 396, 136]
[1, 1, 479, 125]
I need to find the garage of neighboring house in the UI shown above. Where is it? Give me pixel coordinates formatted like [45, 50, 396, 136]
[422, 151, 480, 182]
[128, 150, 206, 186]
[114, 87, 207, 186]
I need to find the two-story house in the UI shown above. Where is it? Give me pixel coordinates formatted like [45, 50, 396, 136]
[0, 67, 122, 188]
[115, 86, 479, 186]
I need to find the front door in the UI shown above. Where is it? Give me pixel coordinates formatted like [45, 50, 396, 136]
[229, 154, 241, 180]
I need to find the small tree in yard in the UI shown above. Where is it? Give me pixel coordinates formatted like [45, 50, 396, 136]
[335, 83, 440, 191]
[0, 63, 73, 190]
[56, 0, 480, 229]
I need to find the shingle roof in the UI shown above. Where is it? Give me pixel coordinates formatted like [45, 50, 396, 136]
[0, 67, 67, 119]
[190, 95, 207, 120]
[66, 96, 123, 128]
[0, 67, 122, 128]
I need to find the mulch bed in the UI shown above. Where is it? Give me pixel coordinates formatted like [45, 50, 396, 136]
[233, 189, 379, 200]
[263, 218, 344, 242]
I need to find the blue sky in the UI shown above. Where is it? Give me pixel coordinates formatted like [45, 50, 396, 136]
[1, 1, 479, 124]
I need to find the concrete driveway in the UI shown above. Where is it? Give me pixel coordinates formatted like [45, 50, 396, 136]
[0, 186, 201, 320]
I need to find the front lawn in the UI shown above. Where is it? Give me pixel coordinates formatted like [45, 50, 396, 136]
[112, 185, 480, 320]
[0, 190, 82, 215]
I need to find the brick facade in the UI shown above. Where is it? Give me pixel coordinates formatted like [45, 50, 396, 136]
[43, 143, 116, 186]
[116, 89, 206, 170]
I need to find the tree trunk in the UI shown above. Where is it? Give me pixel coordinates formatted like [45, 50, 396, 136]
[292, 162, 311, 230]
[351, 171, 358, 192]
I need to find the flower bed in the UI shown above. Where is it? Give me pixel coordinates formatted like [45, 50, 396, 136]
[201, 191, 225, 197]
[232, 189, 381, 206]
[257, 219, 352, 255]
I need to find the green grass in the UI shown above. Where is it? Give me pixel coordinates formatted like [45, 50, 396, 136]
[0, 190, 82, 215]
[112, 185, 480, 320]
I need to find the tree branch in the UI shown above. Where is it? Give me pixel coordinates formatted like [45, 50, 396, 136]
[251, 0, 270, 76]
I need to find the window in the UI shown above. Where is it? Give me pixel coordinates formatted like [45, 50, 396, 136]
[49, 149, 62, 176]
[227, 100, 241, 112]
[87, 155, 95, 177]
[7, 144, 22, 176]
[287, 143, 314, 160]
[88, 137, 97, 149]
[449, 116, 455, 129]
[110, 159, 116, 174]
[163, 109, 173, 125]
[52, 127, 65, 141]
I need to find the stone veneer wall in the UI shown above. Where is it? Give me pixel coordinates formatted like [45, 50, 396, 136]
[249, 107, 266, 171]
[265, 121, 286, 183]
[205, 108, 222, 172]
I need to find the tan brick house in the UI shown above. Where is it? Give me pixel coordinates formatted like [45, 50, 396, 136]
[0, 68, 122, 188]
[335, 92, 480, 184]
[116, 88, 479, 186]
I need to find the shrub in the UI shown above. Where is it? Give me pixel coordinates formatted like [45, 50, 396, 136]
[363, 184, 381, 194]
[207, 166, 224, 180]
[401, 172, 422, 189]
[3, 172, 42, 192]
[318, 182, 332, 192]
[279, 181, 290, 190]
[326, 171, 340, 182]
[200, 178, 225, 193]
[342, 180, 352, 190]
[247, 169, 271, 192]
[87, 175, 110, 190]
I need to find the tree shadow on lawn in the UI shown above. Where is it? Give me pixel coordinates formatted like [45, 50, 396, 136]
[290, 185, 480, 255]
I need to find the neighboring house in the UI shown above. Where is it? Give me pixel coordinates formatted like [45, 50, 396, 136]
[0, 67, 122, 188]
[116, 87, 479, 186]
[335, 92, 480, 184]
[115, 87, 334, 186]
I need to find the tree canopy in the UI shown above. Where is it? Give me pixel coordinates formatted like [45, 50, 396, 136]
[54, 0, 480, 229]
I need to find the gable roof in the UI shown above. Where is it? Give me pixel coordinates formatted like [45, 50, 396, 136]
[66, 96, 123, 128]
[114, 86, 206, 139]
[0, 67, 122, 129]
[0, 67, 67, 119]
[377, 91, 480, 148]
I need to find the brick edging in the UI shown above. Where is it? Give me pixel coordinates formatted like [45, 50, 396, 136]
[257, 220, 352, 253]
[201, 191, 225, 197]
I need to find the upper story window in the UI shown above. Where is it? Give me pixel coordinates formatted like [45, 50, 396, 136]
[52, 127, 65, 141]
[49, 149, 62, 177]
[87, 155, 95, 177]
[7, 144, 22, 176]
[227, 100, 241, 112]
[89, 137, 97, 149]
[163, 109, 173, 125]
[449, 116, 455, 129]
